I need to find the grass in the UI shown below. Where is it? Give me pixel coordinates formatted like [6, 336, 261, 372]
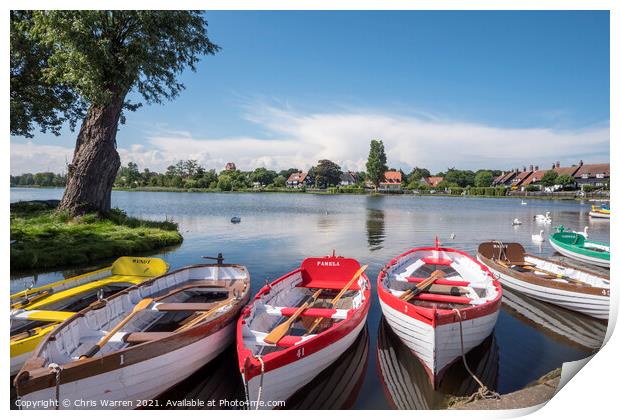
[10, 201, 183, 271]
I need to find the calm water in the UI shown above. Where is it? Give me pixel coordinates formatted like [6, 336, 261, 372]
[10, 188, 609, 409]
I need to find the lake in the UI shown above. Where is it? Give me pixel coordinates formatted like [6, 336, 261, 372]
[10, 188, 609, 409]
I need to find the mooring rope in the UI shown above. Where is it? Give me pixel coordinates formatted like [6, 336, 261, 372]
[48, 363, 63, 410]
[254, 355, 265, 410]
[452, 309, 500, 403]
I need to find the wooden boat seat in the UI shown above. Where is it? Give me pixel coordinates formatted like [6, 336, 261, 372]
[123, 332, 175, 344]
[153, 302, 224, 312]
[422, 257, 453, 266]
[410, 293, 471, 305]
[262, 305, 349, 320]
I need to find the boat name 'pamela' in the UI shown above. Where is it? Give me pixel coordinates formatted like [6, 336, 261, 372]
[316, 261, 340, 267]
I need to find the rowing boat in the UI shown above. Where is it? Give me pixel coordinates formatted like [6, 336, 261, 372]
[10, 256, 169, 376]
[589, 205, 610, 219]
[14, 261, 250, 409]
[377, 242, 501, 388]
[549, 226, 610, 268]
[477, 241, 609, 319]
[237, 254, 370, 409]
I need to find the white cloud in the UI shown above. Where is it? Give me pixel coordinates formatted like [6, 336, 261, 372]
[11, 105, 610, 175]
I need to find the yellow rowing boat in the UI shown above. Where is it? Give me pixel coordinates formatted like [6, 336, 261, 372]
[10, 256, 169, 376]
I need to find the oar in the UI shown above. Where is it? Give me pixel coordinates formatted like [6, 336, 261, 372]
[79, 298, 154, 359]
[263, 289, 323, 345]
[305, 264, 368, 336]
[400, 270, 446, 302]
[497, 260, 587, 286]
[175, 297, 235, 333]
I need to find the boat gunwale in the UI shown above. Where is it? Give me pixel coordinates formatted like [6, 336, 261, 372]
[14, 263, 250, 396]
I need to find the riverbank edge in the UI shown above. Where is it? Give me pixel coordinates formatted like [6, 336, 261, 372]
[10, 200, 183, 272]
[449, 368, 561, 410]
[109, 186, 607, 201]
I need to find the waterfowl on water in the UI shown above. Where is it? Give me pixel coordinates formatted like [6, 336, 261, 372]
[532, 230, 545, 243]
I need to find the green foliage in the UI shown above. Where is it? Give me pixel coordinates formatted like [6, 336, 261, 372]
[313, 159, 343, 188]
[556, 174, 575, 187]
[582, 184, 596, 192]
[474, 170, 494, 187]
[407, 167, 431, 183]
[250, 167, 277, 186]
[526, 184, 540, 192]
[11, 11, 218, 137]
[366, 139, 388, 188]
[540, 170, 558, 187]
[10, 203, 182, 271]
[273, 175, 286, 188]
[444, 168, 476, 188]
[217, 175, 233, 191]
[11, 172, 66, 187]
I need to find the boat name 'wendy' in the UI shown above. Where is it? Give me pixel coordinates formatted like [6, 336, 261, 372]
[316, 261, 340, 267]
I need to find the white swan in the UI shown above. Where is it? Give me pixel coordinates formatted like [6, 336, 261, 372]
[532, 230, 545, 242]
[512, 218, 522, 225]
[450, 233, 456, 239]
[534, 211, 551, 223]
[575, 226, 589, 239]
[521, 200, 527, 205]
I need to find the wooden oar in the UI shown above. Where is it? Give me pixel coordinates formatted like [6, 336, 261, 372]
[497, 260, 587, 286]
[400, 270, 445, 302]
[305, 264, 369, 336]
[79, 298, 154, 359]
[175, 297, 235, 333]
[263, 289, 323, 345]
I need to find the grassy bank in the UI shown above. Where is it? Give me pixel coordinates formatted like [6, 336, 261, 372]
[10, 201, 183, 271]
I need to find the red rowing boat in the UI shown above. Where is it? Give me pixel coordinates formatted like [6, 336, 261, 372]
[237, 254, 370, 409]
[377, 241, 501, 388]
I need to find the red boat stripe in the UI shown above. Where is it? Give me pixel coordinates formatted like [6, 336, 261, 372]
[421, 257, 453, 266]
[277, 307, 339, 318]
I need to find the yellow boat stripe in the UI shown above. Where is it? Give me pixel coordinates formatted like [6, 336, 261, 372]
[10, 324, 57, 357]
[11, 310, 75, 323]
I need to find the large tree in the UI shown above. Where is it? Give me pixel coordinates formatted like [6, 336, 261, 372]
[366, 139, 388, 189]
[10, 11, 219, 214]
[313, 159, 343, 188]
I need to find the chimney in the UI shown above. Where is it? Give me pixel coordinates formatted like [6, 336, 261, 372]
[535, 165, 539, 171]
[556, 161, 560, 168]
[551, 163, 555, 169]
[579, 160, 583, 166]
[523, 166, 527, 172]
[529, 164, 534, 171]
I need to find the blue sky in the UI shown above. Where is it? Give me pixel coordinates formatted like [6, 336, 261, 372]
[11, 10, 610, 175]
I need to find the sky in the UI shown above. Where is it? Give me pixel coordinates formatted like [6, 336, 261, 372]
[10, 10, 610, 175]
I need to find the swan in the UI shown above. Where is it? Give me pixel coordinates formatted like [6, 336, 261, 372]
[450, 233, 456, 239]
[575, 226, 589, 239]
[532, 230, 545, 242]
[534, 211, 551, 223]
[521, 200, 527, 205]
[512, 218, 522, 225]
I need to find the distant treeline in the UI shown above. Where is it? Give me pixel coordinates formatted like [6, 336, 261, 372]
[10, 172, 67, 187]
[11, 161, 505, 191]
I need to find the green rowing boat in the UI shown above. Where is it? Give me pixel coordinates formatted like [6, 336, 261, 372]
[549, 226, 610, 268]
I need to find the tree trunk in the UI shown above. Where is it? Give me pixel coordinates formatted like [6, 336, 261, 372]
[58, 94, 125, 215]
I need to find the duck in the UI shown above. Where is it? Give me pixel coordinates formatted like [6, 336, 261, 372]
[534, 211, 551, 223]
[574, 226, 589, 239]
[230, 216, 241, 224]
[512, 218, 522, 226]
[532, 230, 545, 243]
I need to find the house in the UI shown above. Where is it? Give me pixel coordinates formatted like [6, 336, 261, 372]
[224, 162, 236, 171]
[510, 169, 533, 189]
[574, 163, 610, 188]
[379, 171, 402, 191]
[340, 171, 359, 186]
[492, 170, 518, 187]
[286, 172, 309, 188]
[420, 176, 444, 188]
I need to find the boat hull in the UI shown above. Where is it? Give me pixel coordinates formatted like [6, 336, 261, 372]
[480, 257, 609, 319]
[17, 322, 235, 409]
[589, 211, 610, 219]
[549, 238, 610, 268]
[378, 297, 499, 387]
[244, 316, 367, 409]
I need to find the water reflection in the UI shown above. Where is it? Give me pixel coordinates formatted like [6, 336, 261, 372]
[286, 326, 369, 409]
[376, 318, 498, 409]
[366, 208, 385, 251]
[502, 287, 607, 352]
